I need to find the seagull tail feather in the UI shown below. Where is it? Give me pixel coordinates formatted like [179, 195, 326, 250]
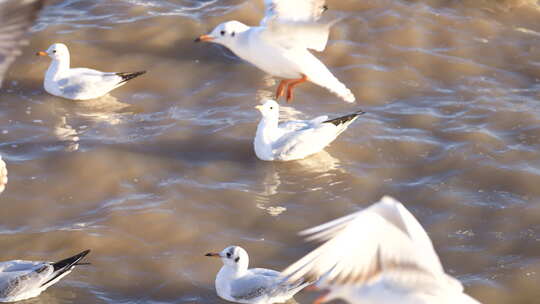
[116, 71, 146, 84]
[323, 110, 365, 126]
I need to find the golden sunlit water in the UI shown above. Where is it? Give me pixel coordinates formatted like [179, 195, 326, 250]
[1, 0, 540, 303]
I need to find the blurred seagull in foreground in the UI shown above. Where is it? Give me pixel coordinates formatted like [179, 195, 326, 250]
[195, 0, 355, 103]
[0, 250, 90, 302]
[254, 99, 363, 161]
[36, 43, 146, 100]
[205, 246, 310, 304]
[282, 196, 482, 304]
[0, 156, 6, 194]
[0, 0, 44, 88]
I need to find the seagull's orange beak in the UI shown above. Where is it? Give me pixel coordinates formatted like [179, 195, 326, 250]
[195, 35, 214, 42]
[36, 51, 47, 56]
[205, 252, 221, 258]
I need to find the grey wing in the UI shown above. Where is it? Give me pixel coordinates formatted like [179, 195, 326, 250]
[272, 124, 332, 157]
[0, 0, 44, 87]
[230, 273, 277, 301]
[279, 116, 327, 132]
[279, 120, 311, 133]
[309, 115, 329, 125]
[262, 0, 327, 24]
[0, 262, 52, 299]
[58, 68, 119, 97]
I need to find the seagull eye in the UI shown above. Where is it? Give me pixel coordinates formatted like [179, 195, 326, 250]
[53, 50, 56, 53]
[226, 252, 231, 258]
[235, 257, 240, 263]
[220, 30, 225, 36]
[270, 107, 273, 110]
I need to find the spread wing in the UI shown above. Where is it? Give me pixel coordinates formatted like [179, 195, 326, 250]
[282, 196, 447, 286]
[262, 0, 327, 24]
[0, 0, 44, 88]
[260, 0, 332, 51]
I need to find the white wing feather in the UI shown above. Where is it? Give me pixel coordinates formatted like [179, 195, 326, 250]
[261, 0, 332, 52]
[0, 0, 43, 87]
[282, 196, 446, 284]
[262, 0, 327, 24]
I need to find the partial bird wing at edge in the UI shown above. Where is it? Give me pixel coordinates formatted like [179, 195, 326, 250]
[0, 0, 44, 88]
[260, 0, 331, 52]
[281, 196, 449, 286]
[261, 0, 327, 24]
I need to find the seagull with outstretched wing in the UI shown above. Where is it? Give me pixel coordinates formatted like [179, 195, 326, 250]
[195, 0, 355, 104]
[282, 196, 482, 304]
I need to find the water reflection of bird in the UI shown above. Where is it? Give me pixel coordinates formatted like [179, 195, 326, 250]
[283, 196, 482, 304]
[195, 0, 355, 103]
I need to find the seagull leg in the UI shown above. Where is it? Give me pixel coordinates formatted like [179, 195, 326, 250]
[286, 74, 308, 103]
[313, 295, 327, 304]
[275, 79, 292, 100]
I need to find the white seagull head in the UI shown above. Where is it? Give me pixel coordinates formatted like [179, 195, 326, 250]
[36, 43, 69, 60]
[196, 21, 250, 48]
[255, 99, 280, 120]
[206, 245, 249, 270]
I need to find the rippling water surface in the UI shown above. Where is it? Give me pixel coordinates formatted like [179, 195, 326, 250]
[1, 0, 540, 303]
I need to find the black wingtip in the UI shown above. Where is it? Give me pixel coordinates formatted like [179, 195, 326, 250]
[40, 250, 90, 287]
[324, 110, 365, 126]
[116, 71, 146, 84]
[52, 250, 91, 272]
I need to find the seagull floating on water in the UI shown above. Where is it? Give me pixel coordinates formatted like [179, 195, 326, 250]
[282, 196, 482, 304]
[0, 250, 90, 302]
[0, 0, 44, 88]
[254, 99, 363, 161]
[195, 0, 355, 103]
[0, 156, 6, 195]
[205, 246, 310, 304]
[36, 43, 146, 100]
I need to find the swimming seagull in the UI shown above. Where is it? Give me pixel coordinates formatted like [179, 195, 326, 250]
[254, 99, 363, 161]
[0, 0, 44, 88]
[205, 246, 310, 304]
[0, 250, 90, 302]
[281, 196, 482, 304]
[195, 0, 355, 103]
[36, 43, 146, 100]
[0, 156, 6, 194]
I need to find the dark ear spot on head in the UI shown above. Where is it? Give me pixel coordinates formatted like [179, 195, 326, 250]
[235, 257, 240, 263]
[231, 32, 235, 37]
